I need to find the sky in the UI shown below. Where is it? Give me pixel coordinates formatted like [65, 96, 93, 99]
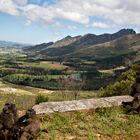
[0, 0, 140, 44]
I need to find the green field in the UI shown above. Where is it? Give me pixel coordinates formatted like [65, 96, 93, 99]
[20, 61, 69, 70]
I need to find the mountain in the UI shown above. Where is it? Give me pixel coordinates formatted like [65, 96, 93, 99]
[24, 35, 81, 54]
[0, 41, 29, 48]
[70, 34, 140, 59]
[70, 29, 136, 48]
[24, 29, 140, 64]
[26, 28, 135, 55]
[24, 42, 54, 53]
[47, 35, 82, 49]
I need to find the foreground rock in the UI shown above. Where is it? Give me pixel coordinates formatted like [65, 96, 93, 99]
[33, 96, 133, 114]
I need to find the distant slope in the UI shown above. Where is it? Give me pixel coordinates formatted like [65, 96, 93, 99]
[24, 35, 81, 54]
[0, 41, 29, 48]
[69, 34, 140, 59]
[24, 42, 54, 54]
[68, 28, 136, 49]
[47, 35, 82, 49]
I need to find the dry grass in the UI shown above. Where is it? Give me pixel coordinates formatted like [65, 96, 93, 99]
[38, 107, 140, 140]
[21, 61, 68, 70]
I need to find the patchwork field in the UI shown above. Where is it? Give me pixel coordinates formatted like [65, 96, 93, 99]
[20, 61, 69, 70]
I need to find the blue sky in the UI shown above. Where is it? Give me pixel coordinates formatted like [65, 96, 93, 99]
[0, 0, 139, 44]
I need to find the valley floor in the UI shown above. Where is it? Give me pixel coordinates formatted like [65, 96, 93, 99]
[0, 79, 99, 110]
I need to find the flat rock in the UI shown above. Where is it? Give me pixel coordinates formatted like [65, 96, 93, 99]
[33, 95, 133, 114]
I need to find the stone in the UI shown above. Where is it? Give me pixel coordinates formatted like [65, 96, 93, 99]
[33, 95, 133, 114]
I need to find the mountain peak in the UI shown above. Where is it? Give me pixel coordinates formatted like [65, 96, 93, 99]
[64, 35, 72, 39]
[117, 28, 136, 35]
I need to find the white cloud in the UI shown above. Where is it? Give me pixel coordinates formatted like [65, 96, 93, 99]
[91, 22, 112, 28]
[13, 0, 27, 6]
[67, 25, 78, 30]
[0, 0, 19, 16]
[53, 31, 61, 36]
[1, 0, 140, 29]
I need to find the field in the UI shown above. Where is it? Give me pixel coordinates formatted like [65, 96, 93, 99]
[0, 79, 100, 109]
[19, 61, 69, 70]
[0, 51, 120, 91]
[39, 107, 140, 140]
[0, 51, 130, 109]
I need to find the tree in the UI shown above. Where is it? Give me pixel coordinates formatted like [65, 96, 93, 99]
[58, 76, 84, 100]
[101, 69, 136, 97]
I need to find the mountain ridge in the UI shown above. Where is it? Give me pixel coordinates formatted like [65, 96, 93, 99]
[25, 28, 136, 54]
[24, 28, 139, 63]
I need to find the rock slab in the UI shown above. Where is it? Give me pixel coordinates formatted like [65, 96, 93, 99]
[33, 96, 133, 114]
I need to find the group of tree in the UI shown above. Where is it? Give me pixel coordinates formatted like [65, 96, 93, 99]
[101, 64, 140, 97]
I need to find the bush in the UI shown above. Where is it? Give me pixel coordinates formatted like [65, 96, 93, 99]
[101, 69, 136, 97]
[35, 95, 49, 104]
[3, 74, 59, 89]
[102, 80, 132, 97]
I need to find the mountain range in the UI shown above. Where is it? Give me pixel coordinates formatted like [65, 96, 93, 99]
[24, 29, 140, 65]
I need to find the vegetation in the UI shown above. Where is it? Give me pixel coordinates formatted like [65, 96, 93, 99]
[101, 69, 136, 97]
[0, 50, 132, 91]
[39, 107, 140, 140]
[3, 74, 60, 89]
[35, 95, 49, 104]
[1, 33, 140, 139]
[1, 49, 140, 100]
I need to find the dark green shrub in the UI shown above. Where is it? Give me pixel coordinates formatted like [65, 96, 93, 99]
[35, 95, 49, 104]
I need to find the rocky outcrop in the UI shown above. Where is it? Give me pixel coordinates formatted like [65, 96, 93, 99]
[71, 29, 136, 48]
[33, 95, 133, 114]
[47, 35, 81, 49]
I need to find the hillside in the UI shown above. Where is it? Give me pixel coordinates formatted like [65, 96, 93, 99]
[69, 34, 140, 59]
[47, 35, 82, 49]
[24, 29, 137, 59]
[24, 42, 54, 54]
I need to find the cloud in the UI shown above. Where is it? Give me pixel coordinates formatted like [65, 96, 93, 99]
[13, 0, 27, 6]
[53, 31, 61, 36]
[67, 25, 78, 30]
[91, 22, 112, 28]
[1, 0, 140, 29]
[0, 0, 19, 16]
[25, 20, 32, 26]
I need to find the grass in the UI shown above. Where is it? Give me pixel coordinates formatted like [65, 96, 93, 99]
[0, 82, 36, 110]
[47, 90, 100, 101]
[39, 107, 140, 140]
[99, 66, 126, 75]
[20, 61, 69, 70]
[99, 69, 114, 75]
[0, 80, 100, 110]
[0, 82, 140, 140]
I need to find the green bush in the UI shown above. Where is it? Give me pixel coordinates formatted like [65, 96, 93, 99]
[118, 69, 136, 81]
[3, 74, 59, 89]
[101, 69, 136, 97]
[35, 95, 49, 104]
